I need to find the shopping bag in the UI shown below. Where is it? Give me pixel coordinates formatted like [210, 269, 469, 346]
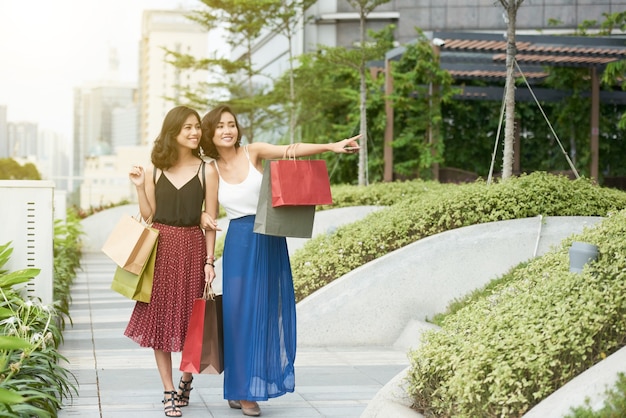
[110, 239, 157, 303]
[101, 214, 159, 275]
[270, 159, 332, 207]
[180, 283, 224, 374]
[254, 161, 316, 238]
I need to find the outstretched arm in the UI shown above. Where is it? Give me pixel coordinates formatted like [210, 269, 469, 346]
[249, 134, 361, 162]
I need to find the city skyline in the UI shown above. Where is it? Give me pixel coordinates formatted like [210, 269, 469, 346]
[0, 0, 196, 144]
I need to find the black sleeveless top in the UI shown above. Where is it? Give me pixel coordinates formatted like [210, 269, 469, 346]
[153, 162, 205, 227]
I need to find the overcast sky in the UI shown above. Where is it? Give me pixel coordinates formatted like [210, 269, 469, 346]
[0, 0, 197, 143]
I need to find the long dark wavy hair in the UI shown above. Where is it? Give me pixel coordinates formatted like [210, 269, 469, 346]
[151, 106, 202, 170]
[200, 104, 242, 160]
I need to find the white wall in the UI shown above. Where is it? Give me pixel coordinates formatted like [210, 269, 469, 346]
[0, 180, 55, 305]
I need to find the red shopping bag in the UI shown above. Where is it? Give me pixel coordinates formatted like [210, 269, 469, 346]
[270, 143, 333, 207]
[180, 283, 224, 374]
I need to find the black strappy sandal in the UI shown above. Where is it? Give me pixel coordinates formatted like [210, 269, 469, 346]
[162, 390, 182, 417]
[177, 377, 193, 407]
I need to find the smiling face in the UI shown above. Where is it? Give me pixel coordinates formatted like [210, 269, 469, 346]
[200, 105, 242, 159]
[212, 111, 238, 149]
[176, 114, 202, 151]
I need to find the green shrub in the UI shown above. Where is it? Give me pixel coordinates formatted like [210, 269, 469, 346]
[53, 208, 84, 330]
[323, 179, 448, 209]
[0, 243, 77, 417]
[291, 172, 626, 301]
[407, 208, 626, 417]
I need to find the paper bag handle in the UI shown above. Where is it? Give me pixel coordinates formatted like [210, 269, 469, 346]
[202, 281, 216, 301]
[282, 143, 300, 160]
[134, 212, 154, 226]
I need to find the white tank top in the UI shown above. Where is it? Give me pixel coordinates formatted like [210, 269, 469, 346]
[214, 146, 263, 220]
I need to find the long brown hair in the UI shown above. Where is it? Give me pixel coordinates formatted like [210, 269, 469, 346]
[151, 106, 201, 170]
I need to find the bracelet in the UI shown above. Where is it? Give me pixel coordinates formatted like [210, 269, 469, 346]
[205, 255, 215, 262]
[205, 262, 215, 267]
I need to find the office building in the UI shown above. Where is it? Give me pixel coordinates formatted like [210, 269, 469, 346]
[139, 9, 209, 145]
[8, 122, 38, 159]
[242, 0, 625, 84]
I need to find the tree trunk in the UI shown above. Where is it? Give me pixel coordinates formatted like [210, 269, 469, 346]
[358, 9, 368, 186]
[288, 30, 297, 145]
[246, 38, 255, 143]
[502, 6, 517, 180]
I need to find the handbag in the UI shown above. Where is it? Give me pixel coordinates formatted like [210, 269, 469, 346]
[180, 283, 224, 374]
[270, 143, 333, 207]
[254, 160, 316, 238]
[101, 214, 159, 275]
[110, 239, 157, 303]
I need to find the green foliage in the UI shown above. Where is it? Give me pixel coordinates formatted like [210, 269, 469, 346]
[421, 10, 626, 179]
[171, 0, 286, 142]
[282, 51, 360, 144]
[270, 25, 395, 184]
[325, 179, 448, 208]
[440, 97, 501, 176]
[53, 208, 84, 329]
[542, 67, 593, 174]
[407, 208, 626, 417]
[566, 373, 626, 417]
[0, 241, 78, 416]
[0, 207, 82, 415]
[0, 159, 41, 180]
[291, 172, 626, 301]
[599, 12, 626, 130]
[391, 30, 457, 178]
[541, 11, 626, 171]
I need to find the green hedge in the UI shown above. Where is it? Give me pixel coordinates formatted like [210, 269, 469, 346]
[0, 209, 82, 416]
[408, 208, 626, 417]
[291, 172, 626, 302]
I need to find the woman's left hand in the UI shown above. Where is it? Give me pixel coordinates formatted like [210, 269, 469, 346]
[201, 212, 221, 231]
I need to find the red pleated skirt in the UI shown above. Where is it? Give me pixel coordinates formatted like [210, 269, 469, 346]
[124, 223, 206, 352]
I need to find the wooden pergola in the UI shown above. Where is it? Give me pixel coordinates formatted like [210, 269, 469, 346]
[382, 31, 626, 181]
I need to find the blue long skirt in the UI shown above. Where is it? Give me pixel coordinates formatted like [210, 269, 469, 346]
[222, 215, 296, 401]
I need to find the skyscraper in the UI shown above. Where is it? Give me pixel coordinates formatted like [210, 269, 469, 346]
[73, 82, 138, 193]
[139, 9, 209, 145]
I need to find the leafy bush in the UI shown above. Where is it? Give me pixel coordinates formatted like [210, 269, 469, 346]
[291, 172, 626, 301]
[0, 243, 77, 417]
[53, 208, 84, 330]
[323, 179, 448, 209]
[406, 205, 626, 417]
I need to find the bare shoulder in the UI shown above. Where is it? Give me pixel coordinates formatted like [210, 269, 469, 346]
[204, 160, 218, 175]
